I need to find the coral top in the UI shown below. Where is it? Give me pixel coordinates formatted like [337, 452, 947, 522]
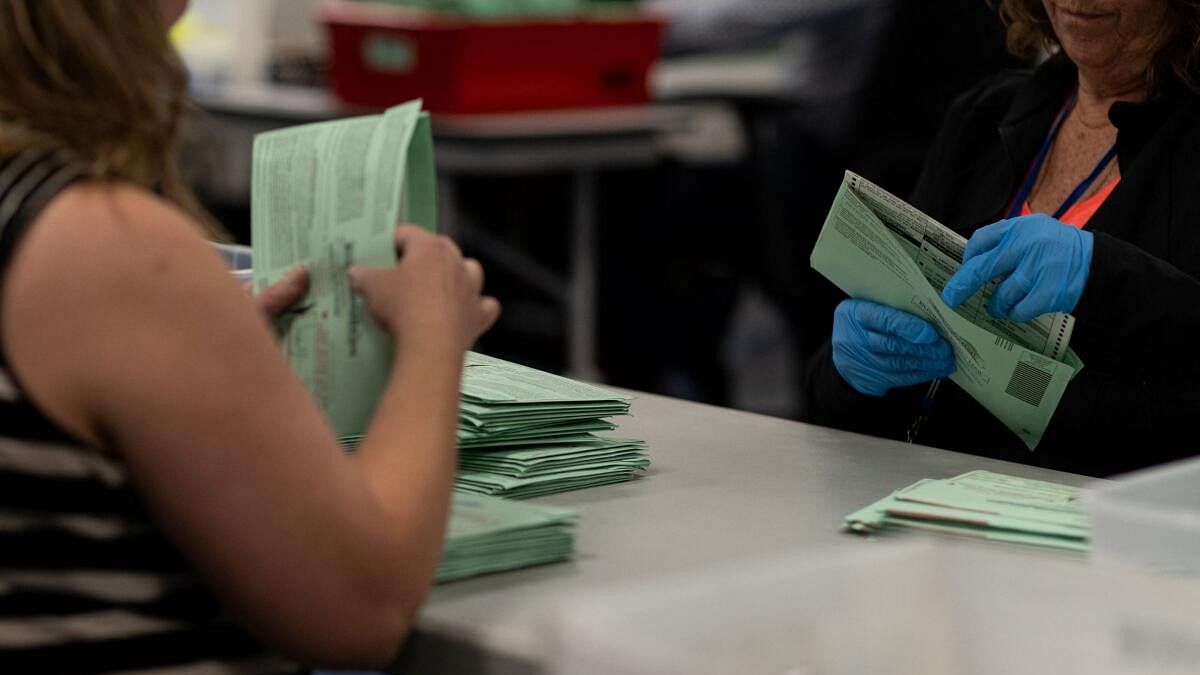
[1020, 177, 1120, 228]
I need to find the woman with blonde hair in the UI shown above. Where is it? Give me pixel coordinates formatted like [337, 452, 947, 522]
[803, 0, 1200, 476]
[0, 1, 499, 671]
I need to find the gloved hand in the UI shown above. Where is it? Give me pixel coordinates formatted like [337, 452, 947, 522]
[940, 214, 1093, 322]
[831, 299, 956, 397]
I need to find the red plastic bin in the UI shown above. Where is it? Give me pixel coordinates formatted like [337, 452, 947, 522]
[319, 1, 665, 114]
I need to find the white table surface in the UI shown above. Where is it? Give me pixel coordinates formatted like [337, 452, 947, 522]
[392, 391, 1098, 673]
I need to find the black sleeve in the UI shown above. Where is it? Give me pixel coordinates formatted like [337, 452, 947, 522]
[1076, 234, 1200, 383]
[908, 78, 1001, 211]
[1063, 233, 1200, 465]
[798, 341, 923, 441]
[907, 98, 963, 211]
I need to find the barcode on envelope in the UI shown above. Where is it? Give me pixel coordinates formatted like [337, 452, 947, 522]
[1005, 361, 1053, 407]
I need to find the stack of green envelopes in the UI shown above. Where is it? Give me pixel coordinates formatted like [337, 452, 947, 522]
[457, 437, 649, 498]
[454, 352, 649, 498]
[844, 470, 1089, 552]
[436, 492, 579, 582]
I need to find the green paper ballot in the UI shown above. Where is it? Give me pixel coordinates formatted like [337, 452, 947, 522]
[811, 172, 1082, 449]
[251, 100, 436, 438]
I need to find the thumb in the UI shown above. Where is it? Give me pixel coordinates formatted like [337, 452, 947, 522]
[346, 266, 386, 308]
[346, 265, 372, 293]
[345, 265, 394, 333]
[942, 248, 1000, 308]
[256, 266, 309, 317]
[881, 309, 940, 344]
[477, 296, 502, 337]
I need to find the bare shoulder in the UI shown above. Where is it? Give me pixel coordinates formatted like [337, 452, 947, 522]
[3, 180, 239, 334]
[13, 180, 216, 284]
[0, 180, 243, 445]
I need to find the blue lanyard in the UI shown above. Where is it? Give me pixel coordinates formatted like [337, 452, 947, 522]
[1006, 92, 1118, 220]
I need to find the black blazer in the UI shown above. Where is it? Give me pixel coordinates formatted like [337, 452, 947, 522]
[801, 57, 1200, 477]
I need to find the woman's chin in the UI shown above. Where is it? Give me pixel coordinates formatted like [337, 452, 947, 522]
[1059, 38, 1122, 71]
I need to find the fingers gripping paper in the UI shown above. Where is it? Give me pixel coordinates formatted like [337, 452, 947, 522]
[251, 100, 436, 438]
[810, 172, 1083, 449]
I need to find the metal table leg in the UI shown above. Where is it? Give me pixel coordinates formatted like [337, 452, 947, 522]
[569, 169, 602, 382]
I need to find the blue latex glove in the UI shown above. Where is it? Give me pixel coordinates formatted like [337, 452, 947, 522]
[940, 214, 1093, 322]
[831, 299, 956, 397]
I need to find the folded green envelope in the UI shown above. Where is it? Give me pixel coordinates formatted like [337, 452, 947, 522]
[436, 492, 580, 583]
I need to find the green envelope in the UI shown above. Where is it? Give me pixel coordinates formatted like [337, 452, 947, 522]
[844, 471, 1089, 553]
[457, 436, 649, 498]
[453, 353, 649, 498]
[251, 100, 436, 440]
[437, 492, 579, 582]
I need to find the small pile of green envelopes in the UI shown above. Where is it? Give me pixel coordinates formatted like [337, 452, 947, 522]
[844, 470, 1089, 552]
[454, 352, 649, 499]
[457, 437, 649, 499]
[340, 353, 650, 497]
[436, 492, 579, 582]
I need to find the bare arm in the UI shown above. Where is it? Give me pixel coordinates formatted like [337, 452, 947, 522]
[0, 183, 498, 667]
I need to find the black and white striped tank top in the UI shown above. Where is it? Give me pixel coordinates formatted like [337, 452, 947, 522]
[0, 149, 292, 674]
